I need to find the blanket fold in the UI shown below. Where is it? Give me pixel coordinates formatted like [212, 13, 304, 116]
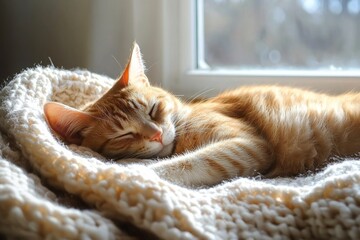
[0, 67, 359, 239]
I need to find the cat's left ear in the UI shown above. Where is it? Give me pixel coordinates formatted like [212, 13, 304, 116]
[118, 42, 150, 88]
[44, 102, 95, 145]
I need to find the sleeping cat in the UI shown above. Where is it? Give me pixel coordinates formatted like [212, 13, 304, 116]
[44, 43, 360, 187]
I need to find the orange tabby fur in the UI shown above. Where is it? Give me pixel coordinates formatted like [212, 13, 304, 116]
[44, 43, 360, 187]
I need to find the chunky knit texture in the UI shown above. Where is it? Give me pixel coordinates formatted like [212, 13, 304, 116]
[0, 67, 360, 239]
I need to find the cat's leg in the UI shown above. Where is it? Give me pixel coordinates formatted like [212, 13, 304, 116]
[148, 137, 273, 187]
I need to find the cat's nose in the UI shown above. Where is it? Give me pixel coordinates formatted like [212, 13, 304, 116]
[150, 131, 163, 144]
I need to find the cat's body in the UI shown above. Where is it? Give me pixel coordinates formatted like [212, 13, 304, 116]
[44, 43, 360, 187]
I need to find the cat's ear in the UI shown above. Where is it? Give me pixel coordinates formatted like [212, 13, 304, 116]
[118, 42, 150, 88]
[44, 102, 95, 145]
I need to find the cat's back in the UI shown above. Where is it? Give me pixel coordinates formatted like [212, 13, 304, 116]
[185, 85, 333, 137]
[210, 85, 331, 109]
[208, 85, 352, 124]
[209, 85, 341, 143]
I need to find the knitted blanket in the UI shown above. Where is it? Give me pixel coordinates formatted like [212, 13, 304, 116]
[1, 67, 360, 240]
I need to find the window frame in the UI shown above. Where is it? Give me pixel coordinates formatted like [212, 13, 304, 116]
[142, 0, 360, 98]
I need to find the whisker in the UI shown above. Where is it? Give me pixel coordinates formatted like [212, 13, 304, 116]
[112, 55, 122, 69]
[48, 57, 55, 67]
[187, 88, 215, 103]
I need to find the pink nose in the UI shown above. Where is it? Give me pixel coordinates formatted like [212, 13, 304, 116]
[150, 131, 163, 144]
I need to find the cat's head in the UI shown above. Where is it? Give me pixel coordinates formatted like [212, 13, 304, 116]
[44, 43, 180, 159]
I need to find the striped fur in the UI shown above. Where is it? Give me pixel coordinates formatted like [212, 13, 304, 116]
[44, 43, 360, 187]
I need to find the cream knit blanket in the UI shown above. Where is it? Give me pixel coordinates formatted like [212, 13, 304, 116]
[1, 67, 360, 239]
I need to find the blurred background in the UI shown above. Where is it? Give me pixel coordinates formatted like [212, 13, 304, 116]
[203, 0, 360, 70]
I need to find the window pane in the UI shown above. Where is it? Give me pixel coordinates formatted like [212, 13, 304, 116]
[199, 0, 360, 70]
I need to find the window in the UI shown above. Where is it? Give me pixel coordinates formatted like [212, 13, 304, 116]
[146, 1, 360, 98]
[199, 0, 360, 71]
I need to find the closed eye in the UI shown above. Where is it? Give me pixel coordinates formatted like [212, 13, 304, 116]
[114, 132, 134, 140]
[149, 103, 157, 119]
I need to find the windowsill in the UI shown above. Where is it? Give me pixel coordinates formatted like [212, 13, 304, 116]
[189, 69, 360, 78]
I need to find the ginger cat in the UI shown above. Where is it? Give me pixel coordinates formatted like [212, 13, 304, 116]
[44, 43, 360, 187]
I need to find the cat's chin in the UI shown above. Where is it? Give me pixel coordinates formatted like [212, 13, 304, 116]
[156, 143, 174, 158]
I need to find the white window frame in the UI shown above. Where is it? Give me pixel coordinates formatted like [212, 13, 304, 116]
[136, 0, 360, 98]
